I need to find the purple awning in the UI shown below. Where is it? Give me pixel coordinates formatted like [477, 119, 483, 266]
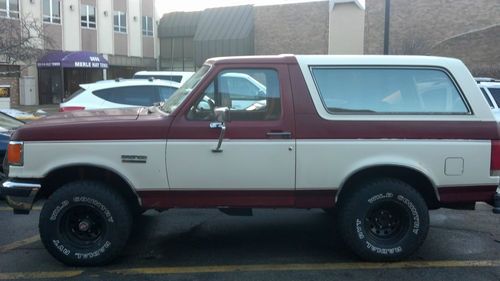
[37, 51, 109, 69]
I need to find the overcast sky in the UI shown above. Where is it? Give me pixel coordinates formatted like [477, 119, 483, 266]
[155, 0, 327, 15]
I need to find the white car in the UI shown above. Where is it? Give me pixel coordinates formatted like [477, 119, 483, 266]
[60, 79, 180, 112]
[477, 78, 500, 120]
[133, 71, 194, 84]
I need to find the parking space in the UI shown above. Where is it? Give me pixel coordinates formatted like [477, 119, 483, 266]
[0, 200, 499, 281]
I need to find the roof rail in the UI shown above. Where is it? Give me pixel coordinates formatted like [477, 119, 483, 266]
[475, 77, 500, 83]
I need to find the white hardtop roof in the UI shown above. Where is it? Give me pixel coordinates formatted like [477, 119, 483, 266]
[295, 55, 466, 68]
[134, 71, 195, 76]
[80, 79, 181, 90]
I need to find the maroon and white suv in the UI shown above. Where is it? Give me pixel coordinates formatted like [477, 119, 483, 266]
[2, 55, 499, 266]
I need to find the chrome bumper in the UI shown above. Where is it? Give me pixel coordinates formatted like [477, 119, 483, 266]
[0, 180, 40, 214]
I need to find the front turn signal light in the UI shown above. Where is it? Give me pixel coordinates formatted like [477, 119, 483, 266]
[7, 141, 23, 166]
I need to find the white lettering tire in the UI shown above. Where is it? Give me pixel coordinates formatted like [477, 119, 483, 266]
[39, 181, 132, 266]
[336, 178, 429, 261]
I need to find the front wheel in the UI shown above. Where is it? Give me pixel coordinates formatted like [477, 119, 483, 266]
[336, 178, 429, 261]
[39, 181, 132, 266]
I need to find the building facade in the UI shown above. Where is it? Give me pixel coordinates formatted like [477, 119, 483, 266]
[158, 0, 365, 71]
[364, 0, 500, 76]
[1, 0, 158, 106]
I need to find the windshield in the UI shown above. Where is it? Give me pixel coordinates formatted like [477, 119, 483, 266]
[64, 87, 85, 102]
[160, 65, 211, 114]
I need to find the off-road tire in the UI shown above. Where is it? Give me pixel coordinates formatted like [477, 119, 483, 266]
[39, 181, 132, 266]
[336, 178, 429, 261]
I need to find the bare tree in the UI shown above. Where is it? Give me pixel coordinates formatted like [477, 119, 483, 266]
[0, 16, 53, 70]
[389, 27, 431, 56]
[472, 65, 500, 79]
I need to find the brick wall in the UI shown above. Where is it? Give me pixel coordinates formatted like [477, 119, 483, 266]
[364, 0, 500, 75]
[432, 25, 500, 77]
[0, 77, 19, 106]
[254, 1, 329, 55]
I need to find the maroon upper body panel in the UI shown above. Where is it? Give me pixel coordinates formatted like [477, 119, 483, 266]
[12, 107, 172, 141]
[287, 64, 500, 140]
[11, 56, 500, 142]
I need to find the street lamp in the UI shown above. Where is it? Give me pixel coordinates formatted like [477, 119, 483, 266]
[383, 0, 391, 55]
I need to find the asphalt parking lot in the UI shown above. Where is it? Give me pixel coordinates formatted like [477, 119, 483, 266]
[0, 200, 499, 281]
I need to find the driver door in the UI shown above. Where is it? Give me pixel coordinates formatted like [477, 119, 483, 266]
[166, 66, 296, 206]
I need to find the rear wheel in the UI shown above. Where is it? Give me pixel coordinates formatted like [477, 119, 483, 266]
[39, 181, 132, 266]
[336, 178, 429, 261]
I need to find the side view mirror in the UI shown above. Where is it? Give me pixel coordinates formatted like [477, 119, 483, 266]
[214, 107, 231, 123]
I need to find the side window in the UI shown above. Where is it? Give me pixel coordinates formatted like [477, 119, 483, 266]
[480, 88, 494, 108]
[187, 69, 281, 121]
[488, 88, 500, 108]
[93, 86, 159, 106]
[158, 86, 177, 101]
[311, 67, 469, 115]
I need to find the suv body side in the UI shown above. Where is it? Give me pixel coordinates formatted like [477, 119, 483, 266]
[6, 55, 500, 210]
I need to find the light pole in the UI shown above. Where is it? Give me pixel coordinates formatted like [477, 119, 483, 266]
[383, 0, 391, 55]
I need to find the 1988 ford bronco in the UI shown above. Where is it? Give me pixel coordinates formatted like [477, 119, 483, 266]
[2, 55, 500, 266]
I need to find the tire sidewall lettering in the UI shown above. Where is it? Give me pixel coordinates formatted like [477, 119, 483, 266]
[396, 194, 420, 235]
[74, 241, 112, 260]
[72, 196, 114, 223]
[49, 200, 69, 221]
[52, 239, 71, 256]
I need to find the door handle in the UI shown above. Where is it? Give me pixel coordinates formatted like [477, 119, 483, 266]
[266, 131, 292, 139]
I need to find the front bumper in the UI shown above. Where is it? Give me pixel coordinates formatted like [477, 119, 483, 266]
[0, 180, 40, 214]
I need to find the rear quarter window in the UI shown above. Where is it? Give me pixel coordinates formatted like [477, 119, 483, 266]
[310, 67, 469, 115]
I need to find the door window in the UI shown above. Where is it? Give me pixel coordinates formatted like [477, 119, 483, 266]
[188, 69, 281, 121]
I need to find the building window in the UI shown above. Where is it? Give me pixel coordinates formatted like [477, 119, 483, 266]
[0, 0, 19, 18]
[142, 16, 153, 36]
[43, 0, 61, 24]
[160, 37, 195, 71]
[81, 4, 96, 29]
[113, 11, 127, 33]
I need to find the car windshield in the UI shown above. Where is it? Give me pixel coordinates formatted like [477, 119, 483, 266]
[64, 87, 85, 102]
[160, 65, 210, 114]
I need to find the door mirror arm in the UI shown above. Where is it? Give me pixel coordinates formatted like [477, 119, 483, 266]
[210, 107, 230, 153]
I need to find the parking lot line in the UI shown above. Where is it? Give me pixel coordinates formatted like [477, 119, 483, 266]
[0, 235, 40, 253]
[0, 259, 499, 280]
[0, 270, 83, 280]
[109, 259, 500, 275]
